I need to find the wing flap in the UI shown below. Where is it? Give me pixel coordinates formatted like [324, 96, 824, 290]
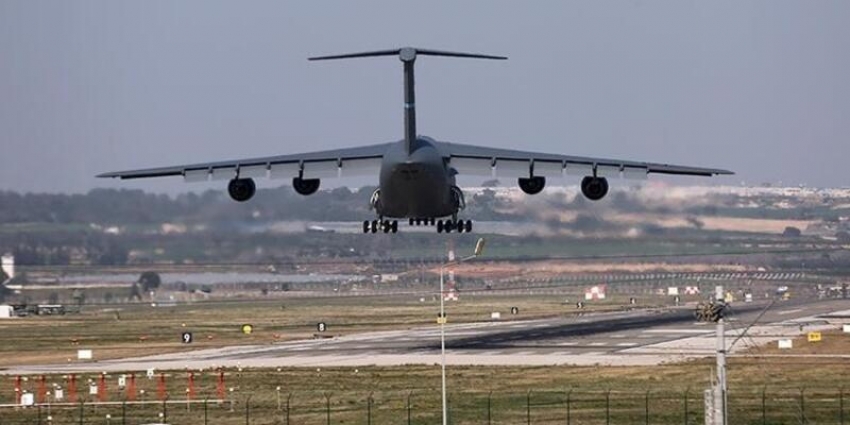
[437, 141, 733, 178]
[98, 142, 392, 181]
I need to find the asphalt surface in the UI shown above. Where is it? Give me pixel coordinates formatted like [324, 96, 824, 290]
[4, 298, 848, 374]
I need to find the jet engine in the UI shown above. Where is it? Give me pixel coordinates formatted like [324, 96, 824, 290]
[228, 178, 256, 202]
[292, 177, 320, 196]
[518, 176, 545, 195]
[580, 176, 609, 201]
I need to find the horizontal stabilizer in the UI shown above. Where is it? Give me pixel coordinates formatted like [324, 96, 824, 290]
[309, 47, 507, 62]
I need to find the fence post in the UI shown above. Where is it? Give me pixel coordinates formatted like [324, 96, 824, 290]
[527, 390, 532, 425]
[325, 392, 332, 425]
[407, 392, 412, 425]
[606, 390, 611, 425]
[645, 390, 650, 425]
[762, 387, 767, 425]
[488, 391, 492, 425]
[37, 404, 42, 425]
[566, 390, 572, 425]
[122, 400, 127, 425]
[286, 393, 292, 425]
[800, 388, 806, 425]
[204, 397, 209, 425]
[78, 400, 85, 425]
[840, 387, 845, 425]
[367, 392, 374, 425]
[683, 388, 689, 425]
[163, 395, 169, 424]
[245, 394, 252, 425]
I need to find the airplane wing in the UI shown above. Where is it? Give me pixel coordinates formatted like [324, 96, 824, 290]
[97, 143, 392, 182]
[436, 141, 733, 179]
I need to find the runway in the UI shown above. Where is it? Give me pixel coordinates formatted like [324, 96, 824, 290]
[5, 299, 848, 375]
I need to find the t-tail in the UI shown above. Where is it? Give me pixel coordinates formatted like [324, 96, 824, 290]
[309, 47, 507, 156]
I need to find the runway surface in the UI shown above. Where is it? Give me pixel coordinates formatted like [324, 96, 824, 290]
[5, 299, 848, 375]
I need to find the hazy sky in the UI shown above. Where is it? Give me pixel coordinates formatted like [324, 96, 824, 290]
[1, 1, 848, 193]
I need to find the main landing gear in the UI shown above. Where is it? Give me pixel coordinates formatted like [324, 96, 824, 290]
[436, 219, 473, 234]
[362, 219, 399, 234]
[409, 217, 473, 233]
[362, 217, 474, 234]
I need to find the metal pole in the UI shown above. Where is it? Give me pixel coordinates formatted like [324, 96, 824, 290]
[441, 265, 447, 425]
[407, 392, 412, 425]
[646, 391, 650, 425]
[567, 390, 572, 425]
[715, 285, 727, 425]
[204, 398, 208, 425]
[840, 388, 845, 425]
[684, 388, 689, 425]
[79, 401, 85, 425]
[527, 390, 531, 425]
[163, 396, 168, 424]
[606, 390, 611, 425]
[800, 388, 806, 425]
[122, 401, 126, 425]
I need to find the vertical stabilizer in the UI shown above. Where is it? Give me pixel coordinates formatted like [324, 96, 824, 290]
[309, 47, 506, 157]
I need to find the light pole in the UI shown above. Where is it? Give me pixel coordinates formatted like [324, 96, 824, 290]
[439, 237, 485, 425]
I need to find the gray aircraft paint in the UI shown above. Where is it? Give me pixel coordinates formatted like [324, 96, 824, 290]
[98, 48, 732, 225]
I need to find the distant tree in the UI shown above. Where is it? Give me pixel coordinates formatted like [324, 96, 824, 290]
[103, 292, 113, 304]
[128, 282, 142, 301]
[71, 289, 86, 306]
[138, 271, 162, 293]
[782, 227, 802, 238]
[0, 284, 10, 303]
[837, 231, 850, 244]
[48, 292, 59, 304]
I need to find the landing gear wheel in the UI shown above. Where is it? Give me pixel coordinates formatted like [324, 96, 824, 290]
[370, 220, 378, 233]
[465, 220, 473, 233]
[457, 219, 465, 233]
[437, 220, 444, 233]
[391, 221, 398, 233]
[362, 221, 370, 234]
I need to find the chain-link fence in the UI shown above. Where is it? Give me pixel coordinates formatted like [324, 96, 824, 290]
[1, 387, 847, 425]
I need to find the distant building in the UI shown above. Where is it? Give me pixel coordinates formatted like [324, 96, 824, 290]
[0, 305, 13, 318]
[1, 254, 13, 281]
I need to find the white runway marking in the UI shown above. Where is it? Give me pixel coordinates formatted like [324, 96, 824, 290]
[778, 309, 802, 315]
[642, 329, 711, 335]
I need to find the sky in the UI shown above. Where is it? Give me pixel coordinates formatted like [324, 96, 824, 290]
[0, 1, 848, 194]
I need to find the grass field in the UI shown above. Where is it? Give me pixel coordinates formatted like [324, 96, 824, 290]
[2, 335, 849, 424]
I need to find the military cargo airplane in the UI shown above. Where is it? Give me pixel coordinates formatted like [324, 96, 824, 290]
[98, 47, 733, 234]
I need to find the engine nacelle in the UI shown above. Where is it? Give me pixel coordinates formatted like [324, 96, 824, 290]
[292, 177, 320, 196]
[580, 176, 609, 201]
[518, 176, 546, 195]
[228, 178, 256, 202]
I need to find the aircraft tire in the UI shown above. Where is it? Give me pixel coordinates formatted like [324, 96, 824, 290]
[391, 221, 398, 233]
[457, 220, 465, 233]
[437, 220, 444, 233]
[465, 220, 473, 233]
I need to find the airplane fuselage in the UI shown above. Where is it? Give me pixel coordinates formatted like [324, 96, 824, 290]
[377, 137, 459, 219]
